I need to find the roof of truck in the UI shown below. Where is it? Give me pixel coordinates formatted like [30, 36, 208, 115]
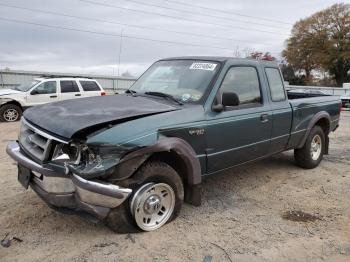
[160, 56, 278, 66]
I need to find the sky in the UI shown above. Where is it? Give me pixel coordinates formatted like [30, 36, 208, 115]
[0, 0, 343, 77]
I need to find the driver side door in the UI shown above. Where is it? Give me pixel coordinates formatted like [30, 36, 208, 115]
[205, 66, 272, 174]
[26, 80, 59, 106]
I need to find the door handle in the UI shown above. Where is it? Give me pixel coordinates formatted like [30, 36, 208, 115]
[49, 95, 57, 98]
[260, 114, 269, 123]
[75, 94, 81, 96]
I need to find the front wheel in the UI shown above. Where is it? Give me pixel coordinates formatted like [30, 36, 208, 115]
[105, 161, 184, 233]
[294, 126, 325, 169]
[0, 104, 22, 122]
[130, 182, 176, 231]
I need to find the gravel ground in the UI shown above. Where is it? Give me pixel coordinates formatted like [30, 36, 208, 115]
[1, 111, 350, 262]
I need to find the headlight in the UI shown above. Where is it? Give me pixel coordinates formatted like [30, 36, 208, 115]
[60, 144, 127, 179]
[52, 143, 82, 164]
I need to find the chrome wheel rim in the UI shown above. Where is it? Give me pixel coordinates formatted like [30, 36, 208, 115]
[3, 108, 19, 122]
[130, 182, 175, 231]
[311, 134, 322, 161]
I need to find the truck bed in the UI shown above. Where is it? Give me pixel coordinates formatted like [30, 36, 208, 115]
[287, 91, 330, 100]
[286, 95, 341, 149]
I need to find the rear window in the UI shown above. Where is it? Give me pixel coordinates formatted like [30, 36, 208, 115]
[265, 68, 286, 102]
[60, 80, 80, 93]
[80, 81, 101, 91]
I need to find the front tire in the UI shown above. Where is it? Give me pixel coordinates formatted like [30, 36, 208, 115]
[105, 161, 184, 233]
[294, 126, 325, 169]
[0, 104, 22, 122]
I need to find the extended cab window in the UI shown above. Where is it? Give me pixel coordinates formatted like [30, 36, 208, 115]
[220, 67, 261, 106]
[60, 80, 80, 93]
[80, 81, 100, 91]
[32, 81, 56, 94]
[265, 68, 286, 101]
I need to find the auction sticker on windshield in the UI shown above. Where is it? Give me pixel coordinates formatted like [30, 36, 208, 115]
[190, 62, 217, 71]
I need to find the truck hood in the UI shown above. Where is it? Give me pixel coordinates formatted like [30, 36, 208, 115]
[0, 89, 22, 96]
[23, 94, 179, 139]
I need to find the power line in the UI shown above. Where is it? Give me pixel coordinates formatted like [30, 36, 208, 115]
[123, 0, 290, 30]
[0, 3, 274, 46]
[164, 0, 293, 26]
[0, 17, 242, 52]
[79, 0, 290, 36]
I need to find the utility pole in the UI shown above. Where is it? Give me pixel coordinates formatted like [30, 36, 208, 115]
[117, 29, 123, 77]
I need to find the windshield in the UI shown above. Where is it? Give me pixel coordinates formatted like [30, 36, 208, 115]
[14, 80, 40, 92]
[130, 60, 220, 103]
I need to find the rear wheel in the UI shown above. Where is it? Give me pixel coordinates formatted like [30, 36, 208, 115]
[294, 126, 325, 169]
[105, 161, 184, 233]
[0, 104, 22, 122]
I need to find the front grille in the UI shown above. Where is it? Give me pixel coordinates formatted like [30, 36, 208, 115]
[19, 119, 55, 162]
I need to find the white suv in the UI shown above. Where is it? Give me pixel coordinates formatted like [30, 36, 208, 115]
[0, 77, 105, 122]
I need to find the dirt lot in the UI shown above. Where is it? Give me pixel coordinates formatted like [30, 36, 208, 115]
[1, 111, 350, 262]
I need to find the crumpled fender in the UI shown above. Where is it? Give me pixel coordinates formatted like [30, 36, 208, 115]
[111, 137, 202, 206]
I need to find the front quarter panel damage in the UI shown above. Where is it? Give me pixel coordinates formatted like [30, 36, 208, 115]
[72, 136, 202, 206]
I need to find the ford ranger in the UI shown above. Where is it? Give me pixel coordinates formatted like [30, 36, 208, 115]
[6, 57, 341, 232]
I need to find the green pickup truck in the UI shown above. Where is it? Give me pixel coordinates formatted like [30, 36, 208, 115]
[7, 57, 341, 232]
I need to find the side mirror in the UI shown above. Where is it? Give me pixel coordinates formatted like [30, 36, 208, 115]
[212, 92, 239, 112]
[222, 92, 240, 107]
[30, 89, 38, 95]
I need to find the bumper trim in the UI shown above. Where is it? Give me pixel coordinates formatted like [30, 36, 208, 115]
[72, 174, 131, 199]
[7, 140, 133, 214]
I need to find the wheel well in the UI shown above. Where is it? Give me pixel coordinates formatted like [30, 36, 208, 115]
[148, 151, 202, 205]
[315, 118, 330, 135]
[149, 151, 188, 185]
[1, 100, 23, 111]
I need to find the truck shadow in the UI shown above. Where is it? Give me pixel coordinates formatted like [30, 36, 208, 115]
[197, 151, 301, 210]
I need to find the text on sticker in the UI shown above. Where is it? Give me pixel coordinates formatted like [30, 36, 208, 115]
[190, 63, 217, 71]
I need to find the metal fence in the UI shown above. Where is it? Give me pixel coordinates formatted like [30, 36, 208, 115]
[287, 85, 350, 96]
[1, 70, 349, 97]
[0, 70, 137, 94]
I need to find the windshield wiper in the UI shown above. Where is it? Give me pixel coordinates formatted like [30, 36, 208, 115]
[144, 91, 183, 105]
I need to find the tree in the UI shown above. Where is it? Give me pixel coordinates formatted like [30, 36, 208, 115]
[283, 3, 350, 86]
[280, 63, 306, 85]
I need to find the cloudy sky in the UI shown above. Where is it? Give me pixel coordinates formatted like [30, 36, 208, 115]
[0, 0, 342, 77]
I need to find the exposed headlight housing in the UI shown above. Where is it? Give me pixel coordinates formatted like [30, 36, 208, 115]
[52, 143, 82, 164]
[58, 144, 127, 179]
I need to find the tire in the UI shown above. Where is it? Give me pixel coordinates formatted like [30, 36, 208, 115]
[105, 161, 184, 233]
[0, 104, 22, 122]
[294, 126, 325, 169]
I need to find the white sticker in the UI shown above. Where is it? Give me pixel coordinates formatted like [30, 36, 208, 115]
[182, 93, 191, 101]
[190, 62, 217, 71]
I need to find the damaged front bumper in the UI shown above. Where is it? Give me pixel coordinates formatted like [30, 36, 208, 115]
[6, 141, 132, 220]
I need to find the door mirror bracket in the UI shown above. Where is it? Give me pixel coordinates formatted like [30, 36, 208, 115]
[212, 92, 240, 112]
[212, 104, 224, 112]
[30, 89, 38, 95]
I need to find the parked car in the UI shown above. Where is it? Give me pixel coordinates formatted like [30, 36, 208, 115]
[6, 57, 341, 232]
[0, 77, 105, 122]
[340, 91, 350, 108]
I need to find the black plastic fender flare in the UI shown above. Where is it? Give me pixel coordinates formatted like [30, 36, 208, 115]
[297, 111, 331, 150]
[115, 137, 202, 206]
